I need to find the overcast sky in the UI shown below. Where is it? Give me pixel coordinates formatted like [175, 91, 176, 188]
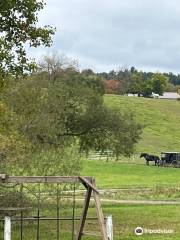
[30, 0, 180, 73]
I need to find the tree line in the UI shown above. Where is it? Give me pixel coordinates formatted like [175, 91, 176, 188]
[82, 67, 180, 97]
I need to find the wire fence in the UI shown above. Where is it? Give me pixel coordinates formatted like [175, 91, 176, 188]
[0, 182, 94, 240]
[0, 178, 112, 240]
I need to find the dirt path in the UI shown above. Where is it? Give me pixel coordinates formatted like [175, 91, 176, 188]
[99, 199, 180, 205]
[76, 198, 180, 205]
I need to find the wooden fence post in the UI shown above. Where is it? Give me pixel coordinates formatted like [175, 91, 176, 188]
[4, 216, 11, 240]
[76, 187, 92, 240]
[106, 215, 113, 240]
[93, 191, 109, 240]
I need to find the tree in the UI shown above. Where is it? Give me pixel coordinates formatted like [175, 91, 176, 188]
[38, 54, 105, 94]
[81, 69, 95, 76]
[0, 102, 30, 173]
[111, 67, 131, 94]
[38, 53, 78, 81]
[128, 72, 144, 96]
[130, 66, 137, 74]
[0, 0, 55, 79]
[142, 79, 153, 97]
[107, 70, 117, 80]
[2, 70, 142, 159]
[151, 73, 168, 95]
[104, 79, 121, 94]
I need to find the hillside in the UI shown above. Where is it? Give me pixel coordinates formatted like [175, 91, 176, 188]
[104, 95, 180, 155]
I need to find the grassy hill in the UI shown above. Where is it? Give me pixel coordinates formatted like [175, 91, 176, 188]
[83, 95, 180, 189]
[104, 95, 180, 154]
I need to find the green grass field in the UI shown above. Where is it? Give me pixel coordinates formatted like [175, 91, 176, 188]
[102, 203, 180, 240]
[104, 95, 180, 154]
[81, 95, 180, 239]
[83, 95, 180, 189]
[3, 202, 180, 240]
[82, 160, 180, 189]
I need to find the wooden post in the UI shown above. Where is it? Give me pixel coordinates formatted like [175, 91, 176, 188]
[76, 187, 92, 240]
[4, 216, 11, 240]
[93, 191, 109, 240]
[106, 215, 113, 240]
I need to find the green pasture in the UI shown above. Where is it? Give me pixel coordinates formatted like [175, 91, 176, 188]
[103, 203, 180, 240]
[82, 160, 180, 189]
[2, 203, 180, 240]
[81, 95, 180, 198]
[104, 95, 180, 154]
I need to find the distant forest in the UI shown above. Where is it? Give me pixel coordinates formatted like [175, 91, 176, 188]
[82, 67, 180, 96]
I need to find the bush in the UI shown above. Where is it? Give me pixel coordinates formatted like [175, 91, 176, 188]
[0, 190, 31, 217]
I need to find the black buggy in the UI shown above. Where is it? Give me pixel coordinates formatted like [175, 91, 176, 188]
[160, 152, 180, 167]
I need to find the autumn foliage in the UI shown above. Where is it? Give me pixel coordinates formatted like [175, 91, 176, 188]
[104, 79, 121, 94]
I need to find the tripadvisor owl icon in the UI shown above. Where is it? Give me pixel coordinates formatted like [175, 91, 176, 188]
[135, 227, 144, 236]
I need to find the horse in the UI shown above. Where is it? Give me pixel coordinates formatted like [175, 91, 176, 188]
[140, 153, 160, 166]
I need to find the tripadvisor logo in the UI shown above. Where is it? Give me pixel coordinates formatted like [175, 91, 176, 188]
[135, 227, 144, 236]
[135, 227, 174, 236]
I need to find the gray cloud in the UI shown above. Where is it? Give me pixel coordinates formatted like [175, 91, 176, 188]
[31, 0, 180, 72]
